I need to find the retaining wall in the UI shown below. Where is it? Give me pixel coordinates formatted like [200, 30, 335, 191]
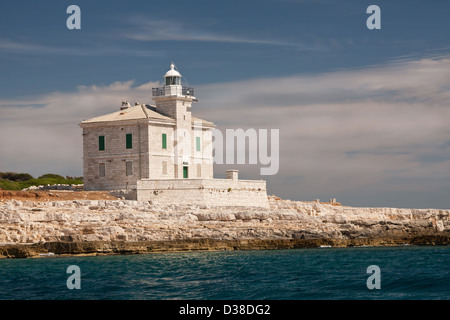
[136, 178, 268, 208]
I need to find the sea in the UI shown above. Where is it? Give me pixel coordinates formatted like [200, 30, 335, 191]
[0, 245, 448, 300]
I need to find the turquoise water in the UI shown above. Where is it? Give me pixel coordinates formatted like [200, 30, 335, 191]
[0, 246, 448, 300]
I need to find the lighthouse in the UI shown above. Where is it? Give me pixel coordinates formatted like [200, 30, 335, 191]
[152, 63, 199, 179]
[79, 62, 268, 207]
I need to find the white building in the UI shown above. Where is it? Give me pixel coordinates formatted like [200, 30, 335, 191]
[80, 64, 268, 207]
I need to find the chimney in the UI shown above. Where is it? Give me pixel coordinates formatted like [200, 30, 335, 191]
[120, 100, 131, 110]
[226, 170, 239, 182]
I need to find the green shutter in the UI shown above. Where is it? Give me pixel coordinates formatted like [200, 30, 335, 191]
[99, 136, 105, 151]
[196, 137, 201, 151]
[162, 133, 167, 149]
[126, 134, 132, 149]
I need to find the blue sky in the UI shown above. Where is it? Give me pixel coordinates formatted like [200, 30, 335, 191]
[2, 0, 449, 97]
[1, 0, 450, 208]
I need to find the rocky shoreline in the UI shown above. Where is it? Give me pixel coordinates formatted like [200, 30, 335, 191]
[1, 236, 449, 259]
[0, 195, 449, 258]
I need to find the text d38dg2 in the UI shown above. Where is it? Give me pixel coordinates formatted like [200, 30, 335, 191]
[223, 304, 270, 315]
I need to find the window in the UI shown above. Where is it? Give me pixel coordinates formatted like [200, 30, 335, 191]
[126, 134, 132, 149]
[99, 136, 105, 151]
[99, 163, 105, 177]
[165, 76, 180, 85]
[162, 161, 168, 175]
[197, 164, 201, 178]
[126, 161, 133, 176]
[162, 133, 167, 149]
[196, 137, 201, 151]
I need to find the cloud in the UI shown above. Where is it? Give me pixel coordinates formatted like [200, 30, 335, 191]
[194, 57, 450, 208]
[0, 37, 161, 57]
[0, 80, 160, 176]
[121, 18, 325, 51]
[1, 56, 450, 208]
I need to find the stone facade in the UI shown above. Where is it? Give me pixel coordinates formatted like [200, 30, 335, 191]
[81, 116, 215, 191]
[81, 119, 150, 191]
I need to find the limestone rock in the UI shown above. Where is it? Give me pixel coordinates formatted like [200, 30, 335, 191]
[0, 198, 448, 249]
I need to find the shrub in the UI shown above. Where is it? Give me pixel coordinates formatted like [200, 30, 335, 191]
[38, 174, 65, 180]
[0, 172, 34, 181]
[15, 173, 34, 181]
[66, 176, 84, 182]
[0, 179, 22, 190]
[0, 172, 83, 190]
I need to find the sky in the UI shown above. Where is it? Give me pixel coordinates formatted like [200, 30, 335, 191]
[1, 0, 450, 208]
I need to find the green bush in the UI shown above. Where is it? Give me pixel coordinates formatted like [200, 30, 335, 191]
[38, 173, 65, 180]
[16, 173, 34, 181]
[0, 172, 83, 190]
[66, 176, 84, 181]
[0, 172, 34, 181]
[0, 179, 22, 190]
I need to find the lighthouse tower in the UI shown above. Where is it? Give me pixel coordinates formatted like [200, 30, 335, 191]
[152, 63, 198, 178]
[152, 63, 196, 121]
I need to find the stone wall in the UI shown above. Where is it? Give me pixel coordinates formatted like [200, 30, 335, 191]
[136, 178, 269, 208]
[82, 122, 150, 191]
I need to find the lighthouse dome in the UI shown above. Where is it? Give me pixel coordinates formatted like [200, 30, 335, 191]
[164, 63, 181, 78]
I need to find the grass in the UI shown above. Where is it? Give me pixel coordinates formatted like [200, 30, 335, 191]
[0, 173, 83, 190]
